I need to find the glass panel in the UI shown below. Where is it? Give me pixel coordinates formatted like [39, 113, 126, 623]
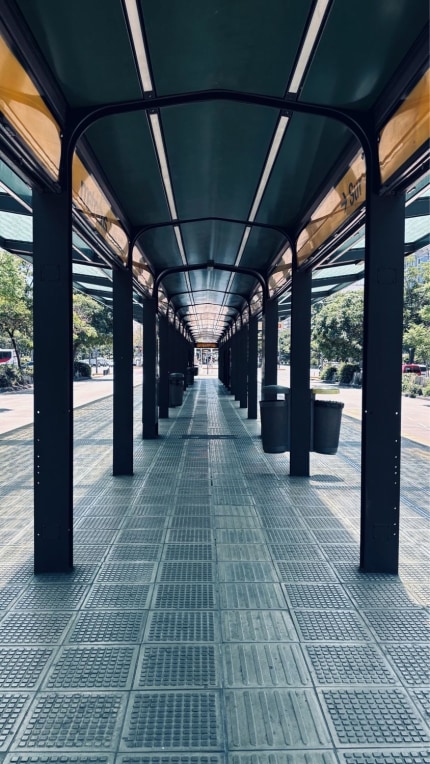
[380, 70, 430, 184]
[268, 246, 293, 296]
[0, 36, 61, 179]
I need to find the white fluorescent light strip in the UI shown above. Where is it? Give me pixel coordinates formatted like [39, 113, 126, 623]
[123, 0, 153, 92]
[288, 0, 331, 94]
[234, 226, 251, 267]
[174, 226, 188, 266]
[248, 115, 289, 222]
[149, 112, 178, 220]
[234, 114, 289, 269]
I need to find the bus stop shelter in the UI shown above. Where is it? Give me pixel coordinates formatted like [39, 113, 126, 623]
[0, 0, 428, 578]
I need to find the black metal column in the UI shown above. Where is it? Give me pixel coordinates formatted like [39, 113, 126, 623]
[263, 297, 278, 388]
[32, 187, 73, 573]
[142, 298, 159, 438]
[158, 315, 169, 418]
[361, 191, 405, 573]
[113, 266, 134, 475]
[247, 316, 258, 419]
[290, 266, 312, 477]
[239, 326, 248, 409]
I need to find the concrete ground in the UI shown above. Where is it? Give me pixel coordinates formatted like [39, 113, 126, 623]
[0, 375, 428, 761]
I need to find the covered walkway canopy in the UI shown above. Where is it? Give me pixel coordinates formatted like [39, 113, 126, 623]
[0, 0, 428, 574]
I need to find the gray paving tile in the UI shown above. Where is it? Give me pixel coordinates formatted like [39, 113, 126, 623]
[225, 689, 331, 749]
[121, 692, 223, 750]
[145, 611, 219, 642]
[14, 693, 126, 750]
[135, 645, 219, 688]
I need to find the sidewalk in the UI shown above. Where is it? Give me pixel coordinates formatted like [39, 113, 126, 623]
[0, 377, 428, 759]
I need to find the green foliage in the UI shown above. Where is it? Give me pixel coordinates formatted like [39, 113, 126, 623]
[0, 365, 28, 389]
[73, 360, 92, 378]
[338, 362, 361, 384]
[0, 250, 33, 367]
[320, 365, 339, 382]
[401, 374, 422, 398]
[311, 291, 363, 364]
[403, 259, 430, 364]
[73, 293, 113, 359]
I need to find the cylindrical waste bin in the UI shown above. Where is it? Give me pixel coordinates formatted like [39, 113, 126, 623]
[312, 400, 344, 454]
[186, 367, 194, 386]
[169, 372, 184, 407]
[259, 385, 290, 453]
[193, 365, 199, 376]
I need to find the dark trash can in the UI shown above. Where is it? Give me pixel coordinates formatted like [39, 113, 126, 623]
[169, 372, 184, 407]
[312, 399, 344, 454]
[186, 367, 194, 386]
[193, 365, 199, 376]
[259, 385, 290, 453]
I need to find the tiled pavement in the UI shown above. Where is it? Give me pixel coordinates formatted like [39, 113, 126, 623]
[0, 377, 429, 762]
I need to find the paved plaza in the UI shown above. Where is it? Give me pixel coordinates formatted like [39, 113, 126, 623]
[0, 377, 428, 761]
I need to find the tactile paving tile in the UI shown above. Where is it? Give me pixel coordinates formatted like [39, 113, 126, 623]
[0, 694, 32, 751]
[216, 544, 271, 561]
[320, 688, 430, 745]
[117, 530, 164, 544]
[229, 754, 337, 764]
[121, 691, 222, 750]
[169, 517, 212, 529]
[0, 610, 73, 644]
[108, 545, 160, 561]
[83, 584, 151, 610]
[116, 757, 224, 764]
[383, 644, 430, 685]
[214, 516, 260, 529]
[44, 645, 136, 688]
[0, 648, 52, 689]
[223, 643, 310, 687]
[320, 545, 359, 562]
[5, 755, 113, 763]
[225, 689, 330, 748]
[14, 584, 88, 610]
[411, 687, 430, 720]
[145, 611, 218, 642]
[68, 611, 147, 643]
[293, 610, 371, 642]
[217, 530, 265, 544]
[0, 587, 29, 610]
[74, 545, 107, 563]
[222, 609, 297, 642]
[218, 562, 277, 582]
[95, 563, 156, 583]
[362, 609, 430, 641]
[153, 584, 216, 610]
[15, 693, 125, 750]
[219, 583, 286, 609]
[163, 543, 213, 561]
[135, 645, 218, 688]
[339, 751, 430, 764]
[74, 529, 118, 544]
[344, 582, 418, 609]
[305, 644, 397, 684]
[78, 515, 124, 529]
[265, 529, 315, 544]
[123, 516, 166, 529]
[283, 583, 353, 610]
[276, 561, 337, 582]
[158, 562, 214, 582]
[166, 529, 213, 543]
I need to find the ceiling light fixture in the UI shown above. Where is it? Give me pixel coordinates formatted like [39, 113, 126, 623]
[234, 113, 290, 269]
[288, 0, 331, 94]
[149, 112, 178, 219]
[123, 0, 153, 93]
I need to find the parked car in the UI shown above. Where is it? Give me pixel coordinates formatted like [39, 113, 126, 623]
[402, 363, 421, 375]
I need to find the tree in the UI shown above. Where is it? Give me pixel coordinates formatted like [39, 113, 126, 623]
[72, 292, 113, 359]
[403, 259, 430, 362]
[311, 290, 364, 364]
[0, 250, 33, 367]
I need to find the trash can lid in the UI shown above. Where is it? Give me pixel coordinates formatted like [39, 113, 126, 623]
[169, 372, 184, 379]
[262, 384, 290, 400]
[314, 399, 344, 408]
